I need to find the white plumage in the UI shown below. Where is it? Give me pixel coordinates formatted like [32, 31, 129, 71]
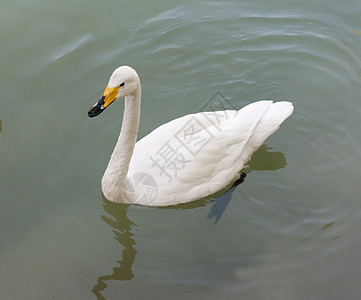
[88, 66, 293, 206]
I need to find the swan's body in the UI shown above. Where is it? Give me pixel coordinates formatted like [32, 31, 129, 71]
[89, 66, 293, 206]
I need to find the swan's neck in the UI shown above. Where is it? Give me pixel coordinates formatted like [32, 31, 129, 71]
[102, 85, 141, 202]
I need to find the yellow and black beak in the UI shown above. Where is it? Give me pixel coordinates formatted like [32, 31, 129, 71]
[88, 85, 120, 118]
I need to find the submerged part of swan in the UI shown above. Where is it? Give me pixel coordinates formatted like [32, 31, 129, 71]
[88, 66, 293, 206]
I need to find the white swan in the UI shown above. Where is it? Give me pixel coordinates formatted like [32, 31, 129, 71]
[88, 66, 293, 206]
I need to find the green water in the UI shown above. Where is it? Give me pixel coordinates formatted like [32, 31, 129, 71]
[1, 0, 361, 299]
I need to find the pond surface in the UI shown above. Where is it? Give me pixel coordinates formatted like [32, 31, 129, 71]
[1, 0, 361, 299]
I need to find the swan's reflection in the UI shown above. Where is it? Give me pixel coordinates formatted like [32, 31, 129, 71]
[92, 144, 287, 297]
[92, 201, 136, 298]
[207, 144, 288, 223]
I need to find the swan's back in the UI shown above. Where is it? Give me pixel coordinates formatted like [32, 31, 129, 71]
[248, 101, 294, 149]
[126, 100, 293, 206]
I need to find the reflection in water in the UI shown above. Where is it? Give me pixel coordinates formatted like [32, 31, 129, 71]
[207, 145, 288, 223]
[246, 144, 287, 172]
[92, 199, 137, 299]
[92, 145, 288, 296]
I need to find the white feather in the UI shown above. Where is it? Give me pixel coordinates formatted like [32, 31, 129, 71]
[91, 66, 293, 206]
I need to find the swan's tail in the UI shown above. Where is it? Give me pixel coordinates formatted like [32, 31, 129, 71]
[249, 101, 294, 150]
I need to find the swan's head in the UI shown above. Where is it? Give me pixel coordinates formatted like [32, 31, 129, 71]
[88, 66, 140, 118]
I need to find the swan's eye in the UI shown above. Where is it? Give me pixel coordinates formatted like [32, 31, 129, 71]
[119, 82, 125, 87]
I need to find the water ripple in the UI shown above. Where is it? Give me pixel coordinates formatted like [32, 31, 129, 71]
[51, 33, 93, 61]
[121, 5, 361, 295]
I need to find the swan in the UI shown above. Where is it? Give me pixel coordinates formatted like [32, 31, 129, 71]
[88, 66, 293, 206]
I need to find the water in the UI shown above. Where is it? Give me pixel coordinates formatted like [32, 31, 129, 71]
[1, 0, 361, 299]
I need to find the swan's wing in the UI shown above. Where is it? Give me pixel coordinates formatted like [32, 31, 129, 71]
[126, 100, 293, 206]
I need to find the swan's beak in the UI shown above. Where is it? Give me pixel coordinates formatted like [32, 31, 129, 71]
[88, 85, 120, 118]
